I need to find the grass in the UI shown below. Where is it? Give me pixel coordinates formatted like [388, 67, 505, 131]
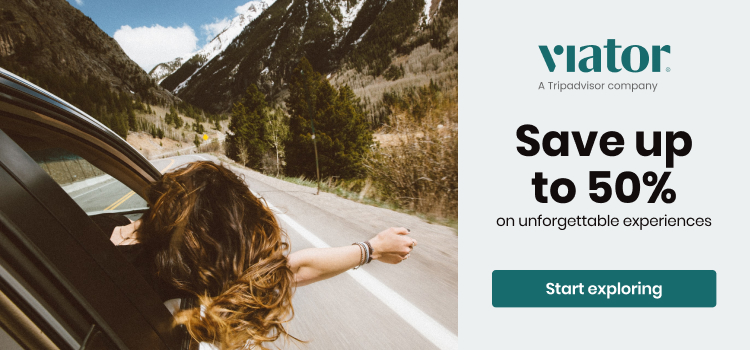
[215, 154, 458, 232]
[277, 175, 457, 231]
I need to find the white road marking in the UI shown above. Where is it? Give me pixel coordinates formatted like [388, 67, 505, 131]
[253, 190, 459, 350]
[192, 155, 208, 160]
[71, 179, 116, 199]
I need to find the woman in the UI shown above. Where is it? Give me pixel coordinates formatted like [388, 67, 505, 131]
[100, 161, 416, 350]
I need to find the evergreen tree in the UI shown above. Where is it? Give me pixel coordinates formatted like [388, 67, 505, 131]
[265, 107, 290, 176]
[112, 112, 129, 139]
[126, 103, 136, 131]
[225, 84, 268, 168]
[165, 106, 180, 127]
[285, 58, 372, 178]
[194, 134, 201, 149]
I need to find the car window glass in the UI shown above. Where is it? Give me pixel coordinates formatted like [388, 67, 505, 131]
[25, 147, 149, 215]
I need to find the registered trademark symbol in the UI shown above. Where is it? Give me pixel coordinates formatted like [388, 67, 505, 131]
[666, 67, 671, 72]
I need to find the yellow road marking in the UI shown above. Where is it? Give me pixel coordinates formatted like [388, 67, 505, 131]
[104, 191, 136, 211]
[104, 159, 176, 211]
[160, 159, 175, 174]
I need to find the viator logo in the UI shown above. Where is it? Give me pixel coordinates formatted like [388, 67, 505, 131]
[539, 39, 670, 73]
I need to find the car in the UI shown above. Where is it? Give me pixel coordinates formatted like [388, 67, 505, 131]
[0, 67, 193, 349]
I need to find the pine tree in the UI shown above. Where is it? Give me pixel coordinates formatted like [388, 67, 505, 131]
[226, 84, 268, 169]
[194, 134, 201, 149]
[285, 58, 372, 179]
[265, 107, 290, 176]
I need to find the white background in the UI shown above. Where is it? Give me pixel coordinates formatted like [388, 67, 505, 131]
[460, 1, 749, 348]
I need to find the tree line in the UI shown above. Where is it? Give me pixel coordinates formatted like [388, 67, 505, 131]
[225, 58, 372, 179]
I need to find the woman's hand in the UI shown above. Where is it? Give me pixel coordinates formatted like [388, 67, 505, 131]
[110, 219, 141, 245]
[369, 227, 417, 264]
[287, 227, 418, 287]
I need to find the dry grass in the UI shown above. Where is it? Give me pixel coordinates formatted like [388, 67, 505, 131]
[330, 19, 458, 126]
[324, 18, 459, 221]
[127, 105, 228, 159]
[364, 102, 458, 220]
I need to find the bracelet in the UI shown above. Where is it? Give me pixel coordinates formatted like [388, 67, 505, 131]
[364, 241, 373, 263]
[352, 242, 365, 269]
[360, 242, 369, 267]
[363, 242, 370, 265]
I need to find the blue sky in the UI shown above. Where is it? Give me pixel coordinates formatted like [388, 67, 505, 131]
[66, 0, 262, 72]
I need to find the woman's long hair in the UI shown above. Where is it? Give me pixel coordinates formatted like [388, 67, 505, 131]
[137, 161, 295, 349]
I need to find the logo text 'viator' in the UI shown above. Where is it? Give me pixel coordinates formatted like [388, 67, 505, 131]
[539, 39, 670, 73]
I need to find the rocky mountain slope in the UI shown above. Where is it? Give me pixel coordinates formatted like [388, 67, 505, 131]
[159, 0, 454, 114]
[0, 0, 176, 106]
[149, 0, 276, 84]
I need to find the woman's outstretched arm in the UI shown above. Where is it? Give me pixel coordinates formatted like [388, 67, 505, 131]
[287, 227, 417, 287]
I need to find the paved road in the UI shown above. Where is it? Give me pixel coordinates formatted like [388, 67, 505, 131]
[66, 154, 458, 350]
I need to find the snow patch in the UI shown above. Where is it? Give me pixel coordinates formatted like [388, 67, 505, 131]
[423, 0, 432, 23]
[158, 0, 276, 90]
[354, 27, 370, 45]
[338, 0, 365, 29]
[301, 1, 309, 34]
[199, 0, 275, 64]
[174, 69, 198, 94]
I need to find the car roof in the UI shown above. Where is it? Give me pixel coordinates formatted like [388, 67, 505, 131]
[0, 67, 162, 198]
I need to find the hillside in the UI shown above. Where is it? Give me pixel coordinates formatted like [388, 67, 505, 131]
[149, 0, 276, 84]
[159, 0, 455, 115]
[0, 0, 178, 134]
[127, 104, 227, 160]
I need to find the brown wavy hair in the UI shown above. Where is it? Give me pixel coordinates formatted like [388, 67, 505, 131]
[137, 161, 295, 349]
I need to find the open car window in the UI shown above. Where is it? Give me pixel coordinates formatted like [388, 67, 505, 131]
[0, 120, 149, 220]
[23, 147, 148, 216]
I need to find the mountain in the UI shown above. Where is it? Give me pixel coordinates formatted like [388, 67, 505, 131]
[0, 0, 176, 107]
[160, 0, 455, 114]
[149, 0, 276, 85]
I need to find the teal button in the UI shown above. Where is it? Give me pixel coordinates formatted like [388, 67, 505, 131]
[492, 270, 716, 307]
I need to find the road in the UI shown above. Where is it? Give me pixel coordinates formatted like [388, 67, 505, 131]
[65, 154, 458, 350]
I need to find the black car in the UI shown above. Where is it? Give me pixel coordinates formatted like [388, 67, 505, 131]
[0, 68, 193, 349]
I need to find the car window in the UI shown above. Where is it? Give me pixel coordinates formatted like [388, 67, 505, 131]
[0, 125, 149, 219]
[24, 147, 148, 215]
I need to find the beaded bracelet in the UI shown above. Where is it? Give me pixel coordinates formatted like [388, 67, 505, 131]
[361, 242, 369, 267]
[352, 242, 365, 269]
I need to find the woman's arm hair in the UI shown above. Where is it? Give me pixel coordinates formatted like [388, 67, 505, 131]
[287, 227, 416, 287]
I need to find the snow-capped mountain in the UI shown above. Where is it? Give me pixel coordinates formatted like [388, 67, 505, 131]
[149, 0, 275, 84]
[160, 0, 455, 113]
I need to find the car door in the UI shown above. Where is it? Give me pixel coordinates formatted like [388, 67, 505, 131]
[0, 69, 188, 349]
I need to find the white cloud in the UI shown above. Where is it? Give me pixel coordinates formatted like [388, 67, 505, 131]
[201, 18, 230, 42]
[235, 0, 259, 15]
[114, 24, 198, 72]
[75, 0, 83, 5]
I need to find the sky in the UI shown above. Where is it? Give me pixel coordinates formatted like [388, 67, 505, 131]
[66, 0, 261, 72]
